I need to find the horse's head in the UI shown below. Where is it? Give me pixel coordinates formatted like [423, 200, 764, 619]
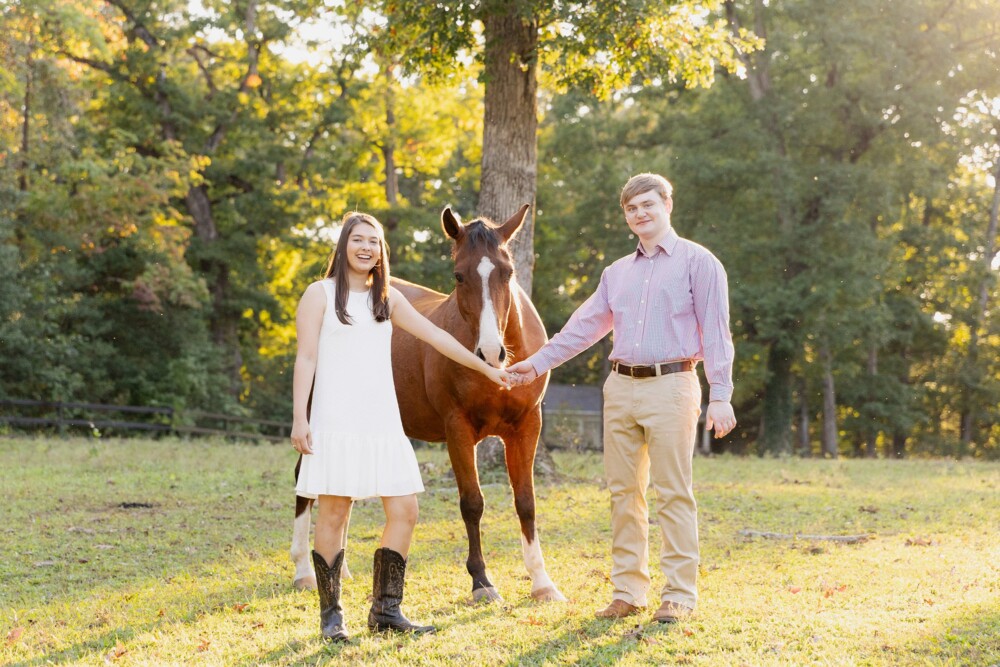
[442, 204, 529, 368]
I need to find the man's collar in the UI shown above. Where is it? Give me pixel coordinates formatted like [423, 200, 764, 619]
[634, 227, 679, 259]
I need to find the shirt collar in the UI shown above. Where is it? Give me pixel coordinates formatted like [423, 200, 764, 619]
[634, 227, 679, 259]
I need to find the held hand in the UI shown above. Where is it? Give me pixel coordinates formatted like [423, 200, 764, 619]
[290, 420, 313, 455]
[705, 401, 736, 439]
[485, 365, 513, 390]
[506, 360, 538, 387]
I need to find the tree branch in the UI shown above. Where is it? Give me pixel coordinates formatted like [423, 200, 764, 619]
[739, 529, 872, 544]
[186, 47, 218, 96]
[104, 0, 160, 49]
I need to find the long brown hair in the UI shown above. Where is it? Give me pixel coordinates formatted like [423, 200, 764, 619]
[323, 212, 391, 324]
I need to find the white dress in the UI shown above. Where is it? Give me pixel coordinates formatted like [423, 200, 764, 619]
[295, 280, 424, 500]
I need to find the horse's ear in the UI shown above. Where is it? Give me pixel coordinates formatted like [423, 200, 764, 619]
[498, 204, 531, 243]
[442, 206, 465, 241]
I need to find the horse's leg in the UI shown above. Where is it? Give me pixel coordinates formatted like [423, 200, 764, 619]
[291, 494, 317, 590]
[446, 422, 502, 603]
[502, 411, 567, 602]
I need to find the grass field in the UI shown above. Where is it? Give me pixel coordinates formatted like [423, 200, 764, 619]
[1, 436, 998, 666]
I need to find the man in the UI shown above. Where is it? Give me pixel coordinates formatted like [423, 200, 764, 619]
[507, 173, 736, 623]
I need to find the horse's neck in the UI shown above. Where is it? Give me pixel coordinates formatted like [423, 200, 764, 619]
[502, 290, 529, 347]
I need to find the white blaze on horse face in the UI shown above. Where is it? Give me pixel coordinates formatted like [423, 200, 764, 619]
[476, 256, 504, 366]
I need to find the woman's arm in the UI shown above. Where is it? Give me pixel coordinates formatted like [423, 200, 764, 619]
[290, 282, 327, 454]
[389, 287, 509, 387]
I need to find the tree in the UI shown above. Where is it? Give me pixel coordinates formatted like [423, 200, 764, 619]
[379, 1, 759, 294]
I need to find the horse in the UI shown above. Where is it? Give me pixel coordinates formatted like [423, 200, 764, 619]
[290, 204, 566, 603]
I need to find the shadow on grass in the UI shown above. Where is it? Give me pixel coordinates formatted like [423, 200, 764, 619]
[901, 604, 1000, 665]
[6, 574, 297, 666]
[503, 616, 690, 666]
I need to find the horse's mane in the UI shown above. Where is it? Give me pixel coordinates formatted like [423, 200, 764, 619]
[456, 219, 502, 256]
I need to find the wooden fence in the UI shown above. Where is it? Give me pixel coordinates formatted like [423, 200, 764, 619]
[0, 399, 289, 442]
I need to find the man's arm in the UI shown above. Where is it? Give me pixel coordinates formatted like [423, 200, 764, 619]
[508, 267, 615, 384]
[692, 252, 737, 437]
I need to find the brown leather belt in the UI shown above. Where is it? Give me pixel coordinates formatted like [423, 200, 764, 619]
[611, 359, 695, 378]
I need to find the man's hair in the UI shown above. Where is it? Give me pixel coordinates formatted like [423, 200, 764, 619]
[620, 173, 673, 207]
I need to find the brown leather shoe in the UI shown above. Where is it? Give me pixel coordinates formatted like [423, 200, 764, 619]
[594, 599, 641, 619]
[652, 601, 693, 623]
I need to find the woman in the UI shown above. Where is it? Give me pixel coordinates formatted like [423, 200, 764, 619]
[290, 211, 509, 642]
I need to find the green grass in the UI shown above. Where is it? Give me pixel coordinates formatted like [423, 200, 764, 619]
[1, 436, 998, 666]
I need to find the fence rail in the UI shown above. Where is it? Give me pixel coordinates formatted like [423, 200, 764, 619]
[0, 399, 289, 442]
[1, 399, 613, 449]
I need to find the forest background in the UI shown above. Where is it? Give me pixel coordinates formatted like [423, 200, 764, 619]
[1, 0, 997, 459]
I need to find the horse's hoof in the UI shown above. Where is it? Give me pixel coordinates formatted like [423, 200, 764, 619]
[293, 575, 317, 591]
[472, 586, 503, 604]
[530, 586, 567, 602]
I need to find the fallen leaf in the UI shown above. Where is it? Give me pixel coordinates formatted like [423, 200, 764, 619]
[6, 627, 24, 646]
[859, 505, 879, 514]
[823, 584, 847, 598]
[252, 622, 264, 630]
[521, 615, 544, 626]
[788, 586, 802, 594]
[232, 603, 249, 613]
[924, 598, 935, 606]
[683, 627, 695, 636]
[906, 537, 933, 547]
[197, 638, 211, 652]
[107, 640, 127, 661]
[157, 609, 165, 617]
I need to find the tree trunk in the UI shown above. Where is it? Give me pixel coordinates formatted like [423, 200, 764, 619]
[797, 377, 811, 457]
[18, 34, 33, 192]
[475, 9, 552, 474]
[820, 344, 838, 458]
[187, 185, 241, 395]
[892, 432, 907, 459]
[861, 345, 878, 458]
[759, 343, 793, 455]
[476, 435, 556, 480]
[382, 62, 399, 206]
[479, 10, 538, 296]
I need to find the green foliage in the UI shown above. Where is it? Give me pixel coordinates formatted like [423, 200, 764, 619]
[0, 0, 997, 456]
[380, 0, 761, 95]
[532, 0, 999, 456]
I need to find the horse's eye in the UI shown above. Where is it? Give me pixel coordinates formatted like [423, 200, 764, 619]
[454, 273, 464, 284]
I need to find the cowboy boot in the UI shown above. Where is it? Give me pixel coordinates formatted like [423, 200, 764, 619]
[367, 547, 435, 634]
[313, 549, 349, 642]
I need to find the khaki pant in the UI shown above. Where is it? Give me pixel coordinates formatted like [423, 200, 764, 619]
[602, 369, 702, 609]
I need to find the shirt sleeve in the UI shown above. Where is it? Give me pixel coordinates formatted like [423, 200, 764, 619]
[691, 252, 735, 402]
[526, 267, 615, 375]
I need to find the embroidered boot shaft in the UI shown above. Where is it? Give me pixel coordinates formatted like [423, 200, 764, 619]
[367, 547, 435, 634]
[313, 549, 349, 642]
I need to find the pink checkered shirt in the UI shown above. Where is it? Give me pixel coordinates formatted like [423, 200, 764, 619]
[527, 227, 735, 402]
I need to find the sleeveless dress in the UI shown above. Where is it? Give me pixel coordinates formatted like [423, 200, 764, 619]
[295, 280, 424, 500]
